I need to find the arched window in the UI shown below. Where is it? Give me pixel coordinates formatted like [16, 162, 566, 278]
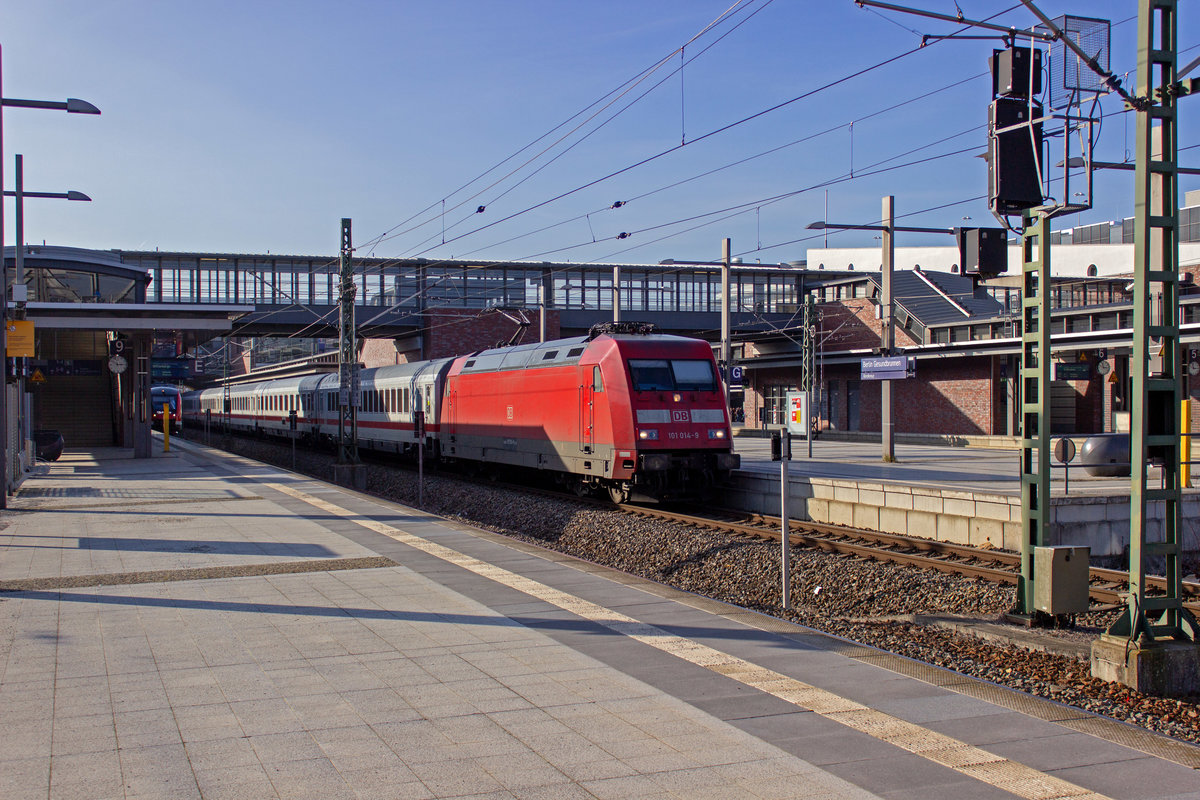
[950, 264, 959, 273]
[1086, 264, 1098, 277]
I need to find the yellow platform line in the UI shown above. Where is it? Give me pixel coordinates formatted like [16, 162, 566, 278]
[268, 482, 1111, 800]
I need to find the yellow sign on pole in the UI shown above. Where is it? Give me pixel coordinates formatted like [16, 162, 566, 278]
[6, 320, 34, 357]
[29, 368, 46, 385]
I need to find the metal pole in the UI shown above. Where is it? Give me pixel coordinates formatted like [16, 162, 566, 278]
[781, 430, 791, 610]
[612, 264, 620, 323]
[1016, 211, 1051, 617]
[338, 218, 358, 464]
[721, 238, 732, 412]
[538, 282, 546, 343]
[803, 295, 814, 458]
[881, 196, 895, 462]
[1105, 0, 1196, 644]
[13, 153, 22, 474]
[0, 45, 8, 508]
[14, 154, 21, 290]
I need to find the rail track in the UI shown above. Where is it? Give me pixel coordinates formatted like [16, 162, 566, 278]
[615, 502, 1200, 615]
[190, 427, 1200, 617]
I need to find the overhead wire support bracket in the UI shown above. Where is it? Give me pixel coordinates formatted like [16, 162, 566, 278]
[921, 34, 1016, 47]
[853, 0, 1052, 43]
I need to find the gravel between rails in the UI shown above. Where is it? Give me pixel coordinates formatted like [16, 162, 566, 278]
[189, 431, 1200, 746]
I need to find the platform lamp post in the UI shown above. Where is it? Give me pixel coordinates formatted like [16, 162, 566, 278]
[806, 203, 953, 462]
[5, 153, 91, 470]
[0, 43, 100, 506]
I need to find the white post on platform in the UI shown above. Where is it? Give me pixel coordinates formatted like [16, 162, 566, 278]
[881, 195, 895, 462]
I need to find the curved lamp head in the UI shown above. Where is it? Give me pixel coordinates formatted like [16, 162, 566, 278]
[65, 98, 101, 115]
[806, 221, 827, 230]
[65, 191, 91, 202]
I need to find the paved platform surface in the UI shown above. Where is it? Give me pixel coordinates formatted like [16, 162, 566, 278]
[732, 435, 1137, 495]
[1, 441, 1198, 800]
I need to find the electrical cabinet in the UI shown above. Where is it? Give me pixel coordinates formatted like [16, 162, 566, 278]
[1034, 546, 1090, 615]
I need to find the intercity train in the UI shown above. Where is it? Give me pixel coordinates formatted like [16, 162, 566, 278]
[183, 324, 739, 502]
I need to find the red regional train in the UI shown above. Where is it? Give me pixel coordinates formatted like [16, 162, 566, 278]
[183, 325, 739, 501]
[150, 385, 183, 434]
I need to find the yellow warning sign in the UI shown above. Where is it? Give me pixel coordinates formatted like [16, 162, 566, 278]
[29, 368, 46, 385]
[6, 320, 34, 357]
[1108, 370, 1119, 384]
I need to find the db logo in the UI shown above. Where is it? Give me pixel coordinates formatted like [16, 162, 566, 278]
[671, 410, 690, 422]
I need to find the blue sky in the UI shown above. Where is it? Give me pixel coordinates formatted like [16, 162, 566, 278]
[1, 1, 1196, 265]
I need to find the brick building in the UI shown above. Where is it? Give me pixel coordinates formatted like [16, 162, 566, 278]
[740, 268, 1125, 438]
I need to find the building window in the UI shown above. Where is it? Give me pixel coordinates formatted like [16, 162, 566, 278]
[762, 385, 795, 426]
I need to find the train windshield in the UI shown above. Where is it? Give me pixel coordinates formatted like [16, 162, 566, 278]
[629, 359, 716, 392]
[150, 389, 178, 413]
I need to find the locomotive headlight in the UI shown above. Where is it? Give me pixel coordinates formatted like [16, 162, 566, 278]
[638, 428, 658, 440]
[672, 393, 682, 402]
[708, 428, 726, 439]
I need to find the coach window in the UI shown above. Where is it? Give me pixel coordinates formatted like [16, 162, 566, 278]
[593, 366, 604, 392]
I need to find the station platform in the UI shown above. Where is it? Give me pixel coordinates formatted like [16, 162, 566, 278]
[2, 442, 1199, 800]
[726, 435, 1199, 558]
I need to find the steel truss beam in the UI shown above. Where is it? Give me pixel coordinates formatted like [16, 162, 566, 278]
[1108, 0, 1197, 643]
[1016, 212, 1051, 616]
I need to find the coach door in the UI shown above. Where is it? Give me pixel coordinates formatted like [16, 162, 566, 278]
[579, 367, 595, 454]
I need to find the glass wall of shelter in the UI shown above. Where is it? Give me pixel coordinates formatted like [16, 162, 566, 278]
[29, 267, 142, 303]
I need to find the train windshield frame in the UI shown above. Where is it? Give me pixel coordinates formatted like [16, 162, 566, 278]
[628, 359, 717, 392]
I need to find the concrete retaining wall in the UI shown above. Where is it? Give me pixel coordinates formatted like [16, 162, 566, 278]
[720, 472, 1200, 558]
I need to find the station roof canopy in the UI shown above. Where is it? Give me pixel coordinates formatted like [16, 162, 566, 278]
[5, 245, 251, 343]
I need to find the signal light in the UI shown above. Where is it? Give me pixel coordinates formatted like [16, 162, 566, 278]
[988, 97, 1044, 216]
[955, 227, 1008, 277]
[991, 47, 1042, 100]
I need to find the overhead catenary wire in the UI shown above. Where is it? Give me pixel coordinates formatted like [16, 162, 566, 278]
[354, 131, 988, 338]
[357, 0, 763, 257]
[238, 15, 1185, 347]
[373, 4, 1027, 263]
[332, 4, 1040, 293]
[386, 0, 780, 260]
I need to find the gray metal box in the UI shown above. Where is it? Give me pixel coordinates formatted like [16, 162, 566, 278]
[1034, 546, 1090, 614]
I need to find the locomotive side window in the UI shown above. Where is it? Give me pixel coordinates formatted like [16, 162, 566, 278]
[670, 360, 717, 392]
[629, 359, 674, 391]
[593, 367, 604, 393]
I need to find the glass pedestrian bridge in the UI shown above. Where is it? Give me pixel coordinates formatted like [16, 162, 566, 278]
[114, 250, 827, 337]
